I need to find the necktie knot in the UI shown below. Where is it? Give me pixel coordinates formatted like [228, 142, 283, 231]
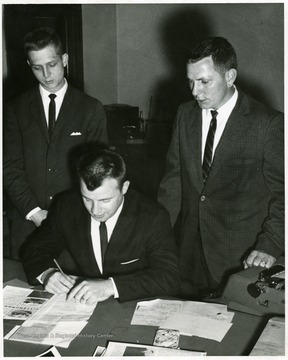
[211, 110, 218, 120]
[49, 94, 57, 101]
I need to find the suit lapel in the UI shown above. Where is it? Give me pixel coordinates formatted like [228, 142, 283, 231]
[50, 86, 75, 139]
[75, 196, 102, 275]
[207, 91, 250, 182]
[30, 88, 50, 143]
[103, 193, 135, 267]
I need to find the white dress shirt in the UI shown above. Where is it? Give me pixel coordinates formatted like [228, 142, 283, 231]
[202, 86, 238, 162]
[90, 199, 124, 274]
[39, 78, 68, 125]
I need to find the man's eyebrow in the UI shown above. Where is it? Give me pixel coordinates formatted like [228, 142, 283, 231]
[82, 194, 114, 201]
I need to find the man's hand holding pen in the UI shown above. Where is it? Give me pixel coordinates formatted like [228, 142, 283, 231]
[41, 268, 76, 295]
[41, 259, 115, 304]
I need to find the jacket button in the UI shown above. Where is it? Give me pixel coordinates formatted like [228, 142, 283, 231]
[200, 195, 206, 202]
[49, 196, 53, 200]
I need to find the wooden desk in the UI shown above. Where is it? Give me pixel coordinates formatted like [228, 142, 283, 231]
[3, 259, 268, 357]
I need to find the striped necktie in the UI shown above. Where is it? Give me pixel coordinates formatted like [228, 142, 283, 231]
[202, 110, 218, 183]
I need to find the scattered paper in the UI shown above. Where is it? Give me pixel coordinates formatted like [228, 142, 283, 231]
[37, 345, 62, 357]
[4, 285, 96, 349]
[131, 299, 183, 326]
[3, 286, 54, 320]
[182, 301, 234, 322]
[23, 293, 95, 326]
[5, 321, 88, 348]
[249, 317, 285, 356]
[103, 341, 206, 356]
[162, 312, 233, 342]
[92, 346, 106, 356]
[131, 299, 234, 342]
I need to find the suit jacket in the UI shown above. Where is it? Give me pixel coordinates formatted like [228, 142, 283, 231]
[21, 189, 180, 302]
[4, 84, 108, 219]
[158, 89, 284, 285]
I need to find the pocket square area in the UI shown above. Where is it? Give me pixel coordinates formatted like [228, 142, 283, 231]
[120, 258, 140, 265]
[70, 132, 82, 136]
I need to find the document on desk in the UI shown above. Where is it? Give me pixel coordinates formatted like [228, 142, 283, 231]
[3, 285, 54, 320]
[4, 286, 96, 348]
[131, 299, 183, 326]
[131, 299, 234, 342]
[249, 317, 285, 356]
[103, 341, 207, 356]
[22, 293, 96, 325]
[4, 321, 88, 348]
[162, 312, 233, 342]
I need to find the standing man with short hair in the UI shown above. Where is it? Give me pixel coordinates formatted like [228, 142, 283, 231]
[158, 37, 284, 299]
[4, 27, 108, 259]
[21, 150, 180, 304]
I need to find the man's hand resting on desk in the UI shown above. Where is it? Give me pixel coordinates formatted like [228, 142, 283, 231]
[67, 279, 115, 305]
[243, 250, 276, 269]
[42, 269, 76, 295]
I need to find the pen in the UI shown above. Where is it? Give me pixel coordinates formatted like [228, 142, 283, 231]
[53, 258, 65, 276]
[53, 258, 74, 285]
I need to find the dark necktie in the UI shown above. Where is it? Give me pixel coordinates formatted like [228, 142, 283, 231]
[48, 94, 57, 138]
[202, 110, 218, 183]
[99, 222, 108, 266]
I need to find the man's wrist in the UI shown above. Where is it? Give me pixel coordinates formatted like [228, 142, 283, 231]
[37, 268, 57, 284]
[26, 207, 42, 220]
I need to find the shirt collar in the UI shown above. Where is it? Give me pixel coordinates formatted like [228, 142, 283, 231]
[205, 85, 238, 118]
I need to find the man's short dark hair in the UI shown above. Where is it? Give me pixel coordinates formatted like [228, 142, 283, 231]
[187, 37, 237, 75]
[77, 150, 127, 191]
[23, 27, 64, 57]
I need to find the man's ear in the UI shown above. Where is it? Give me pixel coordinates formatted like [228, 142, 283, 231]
[62, 53, 69, 67]
[226, 68, 237, 87]
[27, 60, 31, 67]
[122, 180, 130, 195]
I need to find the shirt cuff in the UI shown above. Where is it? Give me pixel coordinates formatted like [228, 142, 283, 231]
[26, 207, 42, 220]
[109, 277, 119, 298]
[37, 268, 57, 284]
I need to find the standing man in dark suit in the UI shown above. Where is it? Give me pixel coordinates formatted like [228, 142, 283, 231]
[4, 27, 108, 259]
[21, 150, 180, 304]
[158, 37, 284, 299]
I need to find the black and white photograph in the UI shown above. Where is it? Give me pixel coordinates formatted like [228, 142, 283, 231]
[2, 1, 285, 357]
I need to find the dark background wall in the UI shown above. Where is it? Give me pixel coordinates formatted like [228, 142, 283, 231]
[82, 3, 284, 123]
[3, 3, 284, 117]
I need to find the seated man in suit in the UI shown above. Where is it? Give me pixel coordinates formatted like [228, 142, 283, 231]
[21, 150, 180, 304]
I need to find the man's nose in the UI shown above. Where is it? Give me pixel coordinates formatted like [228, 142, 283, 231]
[42, 66, 50, 78]
[91, 201, 101, 215]
[192, 82, 201, 97]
